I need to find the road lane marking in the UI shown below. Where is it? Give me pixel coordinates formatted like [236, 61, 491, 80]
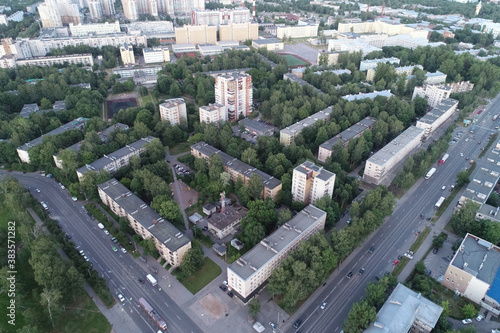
[176, 315, 181, 320]
[164, 302, 169, 307]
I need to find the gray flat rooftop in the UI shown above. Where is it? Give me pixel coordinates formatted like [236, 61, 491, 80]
[53, 100, 66, 110]
[451, 234, 500, 286]
[294, 160, 335, 182]
[342, 90, 393, 101]
[426, 70, 446, 77]
[20, 103, 39, 117]
[360, 57, 400, 64]
[252, 38, 282, 45]
[98, 179, 190, 252]
[201, 68, 251, 78]
[320, 116, 376, 151]
[191, 142, 282, 190]
[314, 69, 351, 75]
[228, 205, 326, 280]
[365, 283, 442, 333]
[17, 117, 87, 152]
[417, 98, 458, 125]
[394, 64, 423, 72]
[367, 126, 424, 167]
[77, 136, 153, 174]
[280, 106, 333, 137]
[462, 166, 500, 205]
[239, 118, 275, 134]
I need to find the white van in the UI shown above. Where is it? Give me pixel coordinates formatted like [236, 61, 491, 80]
[97, 223, 104, 230]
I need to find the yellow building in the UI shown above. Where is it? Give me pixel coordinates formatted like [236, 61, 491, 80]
[120, 43, 135, 65]
[175, 24, 217, 44]
[338, 20, 428, 39]
[276, 23, 319, 39]
[219, 22, 258, 42]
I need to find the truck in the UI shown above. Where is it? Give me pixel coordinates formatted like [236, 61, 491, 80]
[253, 322, 265, 332]
[97, 223, 104, 229]
[438, 154, 449, 166]
[146, 274, 157, 286]
[435, 196, 446, 209]
[425, 168, 436, 180]
[494, 114, 499, 121]
[139, 297, 167, 330]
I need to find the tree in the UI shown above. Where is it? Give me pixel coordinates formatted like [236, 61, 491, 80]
[178, 242, 204, 279]
[40, 97, 52, 109]
[142, 238, 158, 257]
[169, 83, 182, 97]
[462, 303, 478, 318]
[247, 174, 264, 200]
[432, 232, 448, 249]
[158, 200, 184, 230]
[277, 208, 292, 226]
[248, 298, 261, 316]
[343, 300, 377, 333]
[456, 169, 470, 186]
[40, 287, 63, 328]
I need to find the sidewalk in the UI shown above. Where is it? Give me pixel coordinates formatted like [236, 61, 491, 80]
[27, 208, 141, 333]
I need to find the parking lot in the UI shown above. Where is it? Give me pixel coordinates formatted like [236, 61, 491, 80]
[423, 232, 460, 281]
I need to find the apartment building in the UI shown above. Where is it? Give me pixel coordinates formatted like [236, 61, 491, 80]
[227, 205, 327, 302]
[100, 0, 115, 16]
[191, 142, 282, 200]
[53, 123, 129, 169]
[441, 233, 500, 316]
[412, 81, 474, 107]
[122, 0, 139, 21]
[219, 22, 258, 42]
[365, 284, 443, 333]
[338, 20, 428, 39]
[416, 98, 458, 139]
[359, 57, 400, 71]
[68, 21, 121, 36]
[88, 0, 103, 20]
[197, 44, 223, 56]
[124, 21, 174, 39]
[112, 65, 161, 78]
[199, 103, 228, 124]
[318, 116, 377, 163]
[363, 126, 424, 185]
[215, 73, 253, 122]
[17, 117, 88, 164]
[98, 179, 191, 267]
[76, 136, 154, 181]
[280, 106, 333, 146]
[276, 22, 319, 39]
[14, 53, 94, 68]
[175, 25, 217, 44]
[159, 98, 187, 126]
[120, 43, 135, 65]
[143, 46, 170, 63]
[292, 161, 336, 205]
[251, 38, 284, 51]
[191, 7, 251, 28]
[458, 165, 500, 207]
[38, 0, 81, 28]
[342, 90, 393, 102]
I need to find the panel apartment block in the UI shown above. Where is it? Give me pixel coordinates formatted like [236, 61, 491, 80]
[219, 22, 258, 42]
[199, 103, 227, 124]
[17, 117, 87, 164]
[191, 7, 251, 28]
[280, 106, 333, 146]
[292, 161, 335, 205]
[175, 24, 217, 44]
[359, 57, 400, 71]
[215, 72, 253, 121]
[143, 46, 170, 63]
[412, 81, 474, 107]
[318, 116, 377, 163]
[416, 98, 458, 139]
[441, 233, 500, 316]
[159, 98, 187, 126]
[98, 179, 191, 267]
[120, 43, 135, 65]
[76, 136, 154, 181]
[190, 142, 282, 200]
[363, 126, 424, 185]
[16, 53, 94, 67]
[227, 205, 326, 302]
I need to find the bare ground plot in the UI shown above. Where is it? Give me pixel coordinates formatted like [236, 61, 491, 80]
[170, 180, 200, 210]
[190, 293, 228, 326]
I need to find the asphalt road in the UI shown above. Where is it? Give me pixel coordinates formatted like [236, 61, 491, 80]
[287, 97, 500, 333]
[0, 171, 203, 333]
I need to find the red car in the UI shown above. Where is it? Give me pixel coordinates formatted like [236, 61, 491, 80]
[393, 260, 399, 265]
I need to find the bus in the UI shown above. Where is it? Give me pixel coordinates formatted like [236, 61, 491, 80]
[435, 196, 446, 209]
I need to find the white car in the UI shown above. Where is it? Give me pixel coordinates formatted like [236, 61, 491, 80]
[79, 250, 85, 256]
[476, 314, 484, 321]
[35, 188, 41, 193]
[59, 183, 65, 189]
[404, 253, 414, 259]
[441, 185, 446, 190]
[71, 196, 77, 201]
[83, 255, 89, 262]
[462, 318, 472, 324]
[460, 153, 464, 157]
[465, 138, 469, 142]
[320, 302, 327, 310]
[118, 294, 125, 302]
[121, 248, 127, 254]
[104, 229, 109, 235]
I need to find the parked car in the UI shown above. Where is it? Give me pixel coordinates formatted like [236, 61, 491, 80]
[112, 246, 118, 252]
[227, 291, 234, 298]
[433, 247, 438, 254]
[35, 188, 41, 193]
[71, 196, 77, 201]
[476, 314, 484, 321]
[219, 285, 227, 292]
[118, 294, 125, 302]
[269, 322, 276, 329]
[104, 229, 109, 235]
[138, 278, 145, 284]
[393, 260, 399, 265]
[461, 319, 472, 324]
[121, 248, 127, 254]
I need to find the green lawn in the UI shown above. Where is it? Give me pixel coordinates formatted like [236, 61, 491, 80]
[282, 54, 308, 67]
[140, 95, 152, 106]
[409, 227, 431, 253]
[169, 142, 191, 155]
[177, 258, 222, 294]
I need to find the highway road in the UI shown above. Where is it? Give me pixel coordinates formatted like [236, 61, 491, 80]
[288, 96, 500, 333]
[0, 171, 203, 333]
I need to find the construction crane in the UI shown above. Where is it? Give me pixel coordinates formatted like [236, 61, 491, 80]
[381, 2, 385, 17]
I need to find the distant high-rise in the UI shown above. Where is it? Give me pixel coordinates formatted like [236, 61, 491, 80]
[100, 0, 115, 16]
[292, 161, 336, 205]
[215, 73, 252, 122]
[88, 0, 103, 20]
[157, 0, 203, 16]
[191, 7, 251, 28]
[39, 0, 82, 27]
[122, 0, 139, 21]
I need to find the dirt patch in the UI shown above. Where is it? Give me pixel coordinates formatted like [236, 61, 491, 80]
[199, 293, 226, 320]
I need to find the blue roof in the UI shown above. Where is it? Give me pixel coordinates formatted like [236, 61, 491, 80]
[487, 268, 500, 304]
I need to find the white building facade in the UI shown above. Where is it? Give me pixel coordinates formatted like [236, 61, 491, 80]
[199, 103, 227, 124]
[292, 161, 336, 204]
[215, 73, 252, 122]
[159, 98, 187, 126]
